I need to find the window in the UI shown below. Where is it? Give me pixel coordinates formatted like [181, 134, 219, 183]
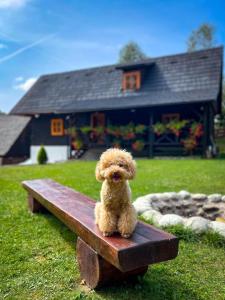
[162, 113, 180, 123]
[51, 119, 64, 136]
[90, 112, 105, 143]
[122, 71, 141, 91]
[91, 112, 105, 128]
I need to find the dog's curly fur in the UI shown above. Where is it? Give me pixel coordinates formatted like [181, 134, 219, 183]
[94, 148, 137, 238]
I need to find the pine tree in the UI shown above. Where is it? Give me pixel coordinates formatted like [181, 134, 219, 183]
[187, 23, 216, 52]
[118, 42, 146, 63]
[37, 145, 48, 164]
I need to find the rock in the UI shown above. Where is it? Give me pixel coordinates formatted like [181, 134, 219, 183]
[203, 203, 220, 213]
[135, 191, 225, 235]
[141, 209, 162, 225]
[136, 194, 153, 202]
[185, 210, 197, 217]
[186, 206, 197, 214]
[195, 202, 204, 207]
[158, 214, 184, 227]
[209, 221, 225, 238]
[178, 190, 191, 200]
[173, 208, 183, 215]
[161, 208, 174, 215]
[172, 193, 181, 201]
[207, 210, 224, 220]
[182, 200, 191, 208]
[161, 193, 172, 202]
[196, 208, 205, 217]
[151, 201, 166, 212]
[208, 194, 222, 203]
[192, 193, 207, 201]
[164, 192, 180, 201]
[184, 216, 210, 233]
[175, 202, 182, 208]
[133, 197, 152, 215]
[162, 192, 172, 199]
[148, 193, 160, 202]
[153, 200, 175, 214]
[157, 193, 170, 202]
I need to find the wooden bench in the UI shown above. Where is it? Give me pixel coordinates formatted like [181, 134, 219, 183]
[22, 179, 179, 289]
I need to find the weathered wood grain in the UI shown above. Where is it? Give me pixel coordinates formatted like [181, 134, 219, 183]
[28, 195, 47, 213]
[23, 179, 179, 272]
[77, 238, 148, 289]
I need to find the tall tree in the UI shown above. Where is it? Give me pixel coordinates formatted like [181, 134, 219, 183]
[215, 82, 225, 126]
[222, 80, 225, 113]
[187, 23, 216, 52]
[118, 42, 146, 64]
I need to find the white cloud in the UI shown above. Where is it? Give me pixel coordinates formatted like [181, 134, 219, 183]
[0, 0, 29, 8]
[15, 76, 24, 82]
[14, 77, 37, 92]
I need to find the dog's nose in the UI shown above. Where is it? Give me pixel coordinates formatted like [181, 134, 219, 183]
[112, 172, 121, 181]
[113, 171, 120, 177]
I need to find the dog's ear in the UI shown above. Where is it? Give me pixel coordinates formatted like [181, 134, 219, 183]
[127, 159, 136, 180]
[95, 162, 104, 181]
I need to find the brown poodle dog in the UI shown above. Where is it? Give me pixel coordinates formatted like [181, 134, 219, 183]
[95, 148, 137, 238]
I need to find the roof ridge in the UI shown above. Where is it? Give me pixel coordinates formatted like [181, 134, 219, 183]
[10, 46, 223, 115]
[40, 46, 223, 79]
[41, 63, 117, 79]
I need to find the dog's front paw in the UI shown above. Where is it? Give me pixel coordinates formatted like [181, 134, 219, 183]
[121, 233, 131, 238]
[103, 231, 113, 237]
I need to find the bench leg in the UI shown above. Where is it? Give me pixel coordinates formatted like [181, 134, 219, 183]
[76, 237, 148, 289]
[28, 195, 46, 213]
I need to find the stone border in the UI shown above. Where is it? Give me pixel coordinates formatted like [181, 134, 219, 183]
[133, 191, 225, 238]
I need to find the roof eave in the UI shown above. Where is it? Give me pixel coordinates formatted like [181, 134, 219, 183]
[53, 98, 216, 114]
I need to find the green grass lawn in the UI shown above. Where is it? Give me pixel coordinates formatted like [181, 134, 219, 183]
[1, 159, 225, 300]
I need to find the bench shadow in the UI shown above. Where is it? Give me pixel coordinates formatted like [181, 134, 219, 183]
[41, 212, 77, 247]
[36, 213, 200, 299]
[95, 267, 199, 300]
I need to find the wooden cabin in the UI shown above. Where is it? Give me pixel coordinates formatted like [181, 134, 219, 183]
[10, 47, 223, 163]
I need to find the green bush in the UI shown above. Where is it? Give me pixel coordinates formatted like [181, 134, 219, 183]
[37, 145, 48, 164]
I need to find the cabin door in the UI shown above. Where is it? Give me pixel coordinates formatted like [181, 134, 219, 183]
[90, 112, 105, 144]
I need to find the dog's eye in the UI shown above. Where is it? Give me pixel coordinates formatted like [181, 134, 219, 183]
[118, 163, 123, 167]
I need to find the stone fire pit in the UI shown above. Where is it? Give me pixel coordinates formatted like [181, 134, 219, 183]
[133, 191, 225, 237]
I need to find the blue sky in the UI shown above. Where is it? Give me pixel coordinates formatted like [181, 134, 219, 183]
[0, 0, 225, 113]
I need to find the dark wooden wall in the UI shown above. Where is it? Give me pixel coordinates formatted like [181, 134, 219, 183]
[31, 114, 69, 146]
[75, 103, 205, 127]
[28, 102, 215, 157]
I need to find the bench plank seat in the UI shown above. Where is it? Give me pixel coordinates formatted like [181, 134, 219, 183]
[23, 179, 179, 273]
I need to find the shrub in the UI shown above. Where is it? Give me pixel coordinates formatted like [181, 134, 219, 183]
[153, 122, 167, 135]
[132, 140, 145, 151]
[37, 145, 48, 164]
[72, 139, 84, 150]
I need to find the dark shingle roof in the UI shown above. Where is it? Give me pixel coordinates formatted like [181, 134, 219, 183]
[0, 115, 30, 156]
[11, 47, 223, 115]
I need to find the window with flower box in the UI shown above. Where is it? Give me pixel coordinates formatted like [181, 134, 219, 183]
[162, 113, 180, 124]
